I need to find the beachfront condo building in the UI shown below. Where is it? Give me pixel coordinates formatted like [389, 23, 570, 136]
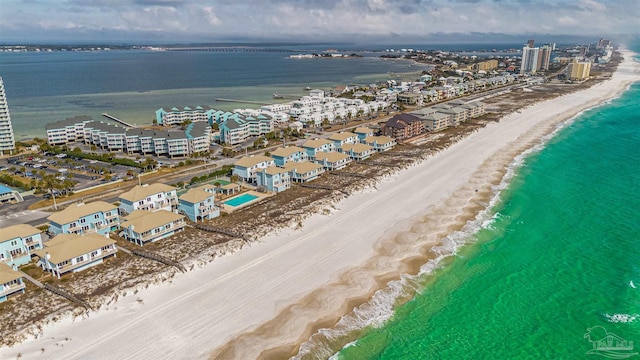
[521, 46, 540, 74]
[339, 143, 375, 161]
[35, 233, 117, 279]
[256, 166, 291, 193]
[178, 186, 219, 222]
[0, 224, 43, 267]
[155, 106, 217, 126]
[64, 120, 212, 157]
[271, 146, 308, 166]
[119, 183, 179, 215]
[232, 155, 276, 183]
[363, 136, 397, 152]
[569, 59, 592, 80]
[46, 116, 93, 146]
[0, 77, 16, 155]
[537, 45, 552, 71]
[47, 201, 120, 237]
[382, 114, 423, 139]
[119, 210, 186, 246]
[219, 114, 275, 145]
[0, 263, 25, 303]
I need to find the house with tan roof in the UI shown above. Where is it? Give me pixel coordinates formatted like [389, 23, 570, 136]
[178, 186, 219, 222]
[0, 263, 25, 302]
[119, 183, 178, 215]
[120, 210, 186, 246]
[256, 166, 291, 193]
[0, 224, 43, 266]
[232, 155, 276, 183]
[284, 161, 325, 182]
[35, 233, 117, 279]
[314, 151, 352, 171]
[353, 127, 375, 142]
[302, 138, 335, 160]
[271, 146, 308, 166]
[340, 143, 375, 161]
[48, 201, 120, 237]
[328, 131, 358, 148]
[363, 136, 397, 152]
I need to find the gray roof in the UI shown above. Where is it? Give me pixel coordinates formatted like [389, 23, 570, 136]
[85, 121, 127, 134]
[45, 116, 93, 130]
[423, 113, 450, 121]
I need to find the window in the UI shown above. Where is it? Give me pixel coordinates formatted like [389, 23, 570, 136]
[157, 194, 162, 199]
[75, 256, 84, 263]
[90, 250, 99, 257]
[10, 240, 17, 246]
[94, 214, 100, 219]
[138, 201, 144, 206]
[80, 218, 86, 224]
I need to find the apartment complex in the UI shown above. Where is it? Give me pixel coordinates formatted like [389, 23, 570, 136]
[0, 77, 15, 155]
[45, 119, 212, 157]
[45, 116, 93, 146]
[155, 105, 217, 126]
[521, 45, 540, 74]
[569, 59, 592, 80]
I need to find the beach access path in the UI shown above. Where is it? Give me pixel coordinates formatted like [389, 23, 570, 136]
[1, 50, 638, 360]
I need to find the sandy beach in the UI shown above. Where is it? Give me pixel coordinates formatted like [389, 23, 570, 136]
[1, 50, 638, 360]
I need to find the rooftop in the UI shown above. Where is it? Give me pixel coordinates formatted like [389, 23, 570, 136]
[121, 210, 184, 234]
[316, 151, 350, 163]
[47, 201, 118, 225]
[283, 161, 323, 174]
[179, 187, 214, 204]
[0, 262, 22, 284]
[120, 183, 177, 203]
[234, 155, 274, 168]
[35, 233, 116, 265]
[0, 224, 41, 243]
[328, 132, 357, 141]
[271, 146, 305, 157]
[302, 138, 333, 149]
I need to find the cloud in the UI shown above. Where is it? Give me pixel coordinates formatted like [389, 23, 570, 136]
[1, 0, 638, 42]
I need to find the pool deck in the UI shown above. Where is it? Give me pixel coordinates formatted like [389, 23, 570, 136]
[220, 190, 272, 213]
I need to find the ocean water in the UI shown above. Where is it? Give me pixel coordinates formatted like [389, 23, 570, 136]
[330, 58, 640, 358]
[0, 48, 430, 139]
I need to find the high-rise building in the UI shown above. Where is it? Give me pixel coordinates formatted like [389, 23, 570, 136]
[528, 39, 535, 48]
[521, 46, 540, 74]
[537, 45, 552, 71]
[569, 59, 591, 80]
[0, 77, 16, 155]
[597, 38, 611, 49]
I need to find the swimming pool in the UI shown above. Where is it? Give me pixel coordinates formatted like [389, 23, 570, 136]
[224, 193, 258, 207]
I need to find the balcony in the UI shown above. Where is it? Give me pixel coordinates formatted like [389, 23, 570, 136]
[56, 247, 117, 274]
[0, 281, 25, 298]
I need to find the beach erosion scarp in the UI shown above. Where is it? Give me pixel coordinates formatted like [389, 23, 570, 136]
[1, 50, 639, 360]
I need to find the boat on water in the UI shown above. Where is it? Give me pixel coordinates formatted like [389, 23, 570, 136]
[303, 86, 312, 90]
[273, 93, 283, 99]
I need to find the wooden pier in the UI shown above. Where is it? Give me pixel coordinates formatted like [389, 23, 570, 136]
[102, 113, 137, 128]
[215, 98, 272, 106]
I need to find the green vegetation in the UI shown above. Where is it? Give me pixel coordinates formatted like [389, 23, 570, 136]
[189, 165, 232, 185]
[0, 173, 31, 191]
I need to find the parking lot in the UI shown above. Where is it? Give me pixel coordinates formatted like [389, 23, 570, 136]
[0, 152, 140, 196]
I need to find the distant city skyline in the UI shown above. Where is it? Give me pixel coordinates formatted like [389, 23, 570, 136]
[1, 0, 638, 43]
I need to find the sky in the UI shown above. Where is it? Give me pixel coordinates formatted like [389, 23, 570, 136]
[0, 0, 638, 44]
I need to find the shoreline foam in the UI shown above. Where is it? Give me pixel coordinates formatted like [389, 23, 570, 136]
[1, 50, 638, 360]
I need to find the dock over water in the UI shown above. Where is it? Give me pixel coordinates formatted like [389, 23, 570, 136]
[102, 113, 137, 128]
[215, 98, 273, 106]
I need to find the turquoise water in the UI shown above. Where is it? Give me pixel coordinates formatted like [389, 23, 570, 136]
[329, 60, 640, 358]
[224, 193, 258, 207]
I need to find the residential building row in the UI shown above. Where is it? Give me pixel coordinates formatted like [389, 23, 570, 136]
[232, 127, 397, 192]
[45, 119, 212, 157]
[382, 100, 486, 139]
[0, 182, 222, 299]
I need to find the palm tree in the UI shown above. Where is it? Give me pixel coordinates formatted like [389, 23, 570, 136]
[41, 174, 63, 210]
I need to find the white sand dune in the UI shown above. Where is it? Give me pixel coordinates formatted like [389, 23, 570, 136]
[1, 50, 638, 360]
